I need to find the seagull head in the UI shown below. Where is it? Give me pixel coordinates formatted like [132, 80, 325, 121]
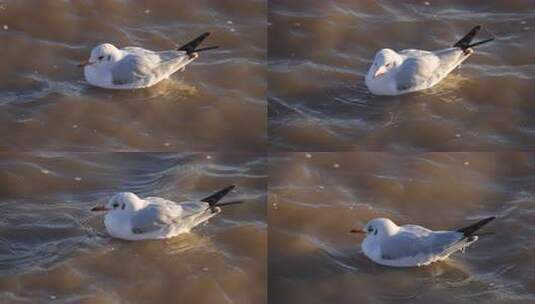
[91, 192, 145, 213]
[350, 217, 399, 240]
[78, 43, 121, 68]
[369, 49, 401, 79]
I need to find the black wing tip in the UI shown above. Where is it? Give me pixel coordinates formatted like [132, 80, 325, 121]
[223, 184, 236, 192]
[454, 25, 494, 50]
[194, 45, 220, 53]
[178, 32, 214, 54]
[467, 37, 495, 49]
[195, 32, 211, 41]
[480, 216, 496, 224]
[457, 216, 496, 237]
[216, 200, 244, 207]
[482, 216, 496, 223]
[201, 185, 237, 205]
[465, 25, 482, 37]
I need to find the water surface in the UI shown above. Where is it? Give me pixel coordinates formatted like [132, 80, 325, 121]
[0, 0, 266, 151]
[269, 152, 535, 303]
[269, 0, 535, 151]
[0, 152, 266, 303]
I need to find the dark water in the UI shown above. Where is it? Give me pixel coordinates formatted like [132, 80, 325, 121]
[268, 0, 535, 151]
[0, 0, 266, 151]
[0, 153, 266, 303]
[268, 152, 535, 303]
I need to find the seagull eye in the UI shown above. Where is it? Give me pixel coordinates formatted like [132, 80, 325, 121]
[112, 203, 119, 208]
[98, 56, 104, 60]
[367, 227, 374, 233]
[385, 63, 392, 67]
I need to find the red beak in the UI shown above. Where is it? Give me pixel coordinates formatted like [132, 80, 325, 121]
[77, 60, 93, 68]
[350, 228, 365, 234]
[91, 205, 109, 212]
[373, 65, 388, 78]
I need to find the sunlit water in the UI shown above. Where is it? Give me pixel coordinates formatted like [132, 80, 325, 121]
[0, 152, 267, 303]
[268, 0, 535, 151]
[0, 0, 267, 151]
[268, 152, 535, 304]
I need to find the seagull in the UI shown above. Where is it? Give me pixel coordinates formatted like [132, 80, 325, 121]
[91, 185, 242, 241]
[350, 216, 495, 267]
[78, 32, 219, 89]
[365, 25, 494, 95]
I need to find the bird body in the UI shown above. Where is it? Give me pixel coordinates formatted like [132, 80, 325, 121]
[102, 196, 214, 240]
[91, 185, 242, 241]
[79, 32, 218, 89]
[83, 47, 195, 89]
[352, 217, 495, 267]
[365, 25, 494, 95]
[365, 47, 472, 95]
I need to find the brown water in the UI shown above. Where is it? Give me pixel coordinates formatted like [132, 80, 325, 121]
[268, 152, 535, 304]
[268, 0, 535, 151]
[0, 0, 266, 151]
[0, 153, 266, 303]
[2, 1, 535, 303]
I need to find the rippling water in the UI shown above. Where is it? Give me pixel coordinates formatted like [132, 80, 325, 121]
[2, 1, 535, 303]
[268, 0, 535, 151]
[0, 153, 266, 303]
[268, 152, 535, 303]
[0, 0, 266, 151]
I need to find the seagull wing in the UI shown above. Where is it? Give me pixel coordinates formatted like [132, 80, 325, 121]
[145, 197, 211, 220]
[110, 50, 192, 86]
[394, 54, 440, 91]
[130, 203, 183, 234]
[155, 50, 189, 62]
[380, 226, 463, 260]
[152, 51, 194, 75]
[178, 200, 212, 215]
[110, 54, 152, 86]
[399, 49, 434, 57]
[433, 47, 468, 73]
[144, 196, 182, 207]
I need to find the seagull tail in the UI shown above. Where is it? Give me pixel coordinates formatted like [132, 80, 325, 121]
[201, 185, 243, 213]
[178, 32, 219, 54]
[457, 216, 496, 237]
[453, 25, 494, 51]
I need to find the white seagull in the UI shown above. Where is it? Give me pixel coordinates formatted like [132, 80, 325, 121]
[91, 185, 242, 241]
[365, 25, 494, 95]
[351, 216, 495, 267]
[78, 32, 218, 89]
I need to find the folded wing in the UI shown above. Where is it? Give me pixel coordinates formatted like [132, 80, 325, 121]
[111, 51, 192, 86]
[381, 228, 463, 260]
[130, 203, 183, 234]
[395, 55, 440, 91]
[110, 54, 152, 86]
